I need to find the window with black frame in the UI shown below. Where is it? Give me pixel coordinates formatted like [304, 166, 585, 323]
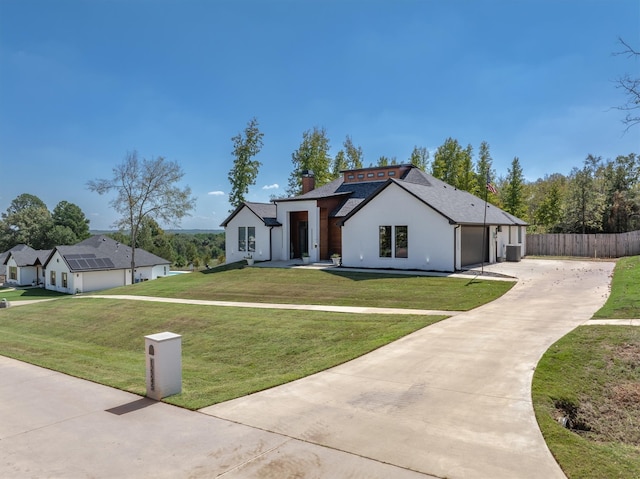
[379, 225, 392, 257]
[238, 226, 246, 251]
[395, 226, 408, 258]
[248, 226, 256, 252]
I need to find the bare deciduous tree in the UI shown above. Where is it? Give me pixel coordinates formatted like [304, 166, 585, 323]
[88, 151, 196, 284]
[614, 38, 640, 131]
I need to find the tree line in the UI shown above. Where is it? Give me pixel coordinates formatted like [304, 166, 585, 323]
[228, 118, 639, 234]
[107, 218, 225, 268]
[0, 194, 91, 251]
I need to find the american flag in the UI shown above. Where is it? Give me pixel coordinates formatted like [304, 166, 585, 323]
[486, 182, 497, 194]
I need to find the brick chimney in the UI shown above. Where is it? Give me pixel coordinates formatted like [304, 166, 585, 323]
[301, 169, 315, 194]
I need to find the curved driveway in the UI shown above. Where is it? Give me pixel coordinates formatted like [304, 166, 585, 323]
[201, 259, 615, 479]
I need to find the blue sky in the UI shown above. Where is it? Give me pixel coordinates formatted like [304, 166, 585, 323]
[1, 0, 638, 230]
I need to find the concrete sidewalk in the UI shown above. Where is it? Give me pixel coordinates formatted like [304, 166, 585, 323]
[78, 294, 461, 317]
[0, 259, 617, 478]
[0, 356, 435, 478]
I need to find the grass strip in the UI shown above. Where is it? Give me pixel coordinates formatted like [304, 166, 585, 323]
[592, 255, 640, 319]
[100, 266, 514, 311]
[0, 287, 67, 301]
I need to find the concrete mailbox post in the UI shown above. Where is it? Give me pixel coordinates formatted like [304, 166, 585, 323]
[145, 332, 182, 400]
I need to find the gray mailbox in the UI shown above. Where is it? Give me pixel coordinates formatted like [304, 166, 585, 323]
[145, 332, 182, 400]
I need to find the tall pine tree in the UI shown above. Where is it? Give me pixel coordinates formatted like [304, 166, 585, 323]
[228, 117, 264, 209]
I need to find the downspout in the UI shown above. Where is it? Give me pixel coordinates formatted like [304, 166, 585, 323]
[268, 226, 273, 261]
[453, 224, 461, 272]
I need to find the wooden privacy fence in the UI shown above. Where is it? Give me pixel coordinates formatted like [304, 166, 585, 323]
[526, 230, 640, 258]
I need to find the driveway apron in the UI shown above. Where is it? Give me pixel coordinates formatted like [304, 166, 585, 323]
[201, 259, 615, 479]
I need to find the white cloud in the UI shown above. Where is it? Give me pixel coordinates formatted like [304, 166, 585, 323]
[262, 183, 279, 190]
[208, 190, 225, 196]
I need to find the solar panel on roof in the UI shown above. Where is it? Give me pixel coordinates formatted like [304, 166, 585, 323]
[67, 259, 80, 270]
[88, 259, 98, 268]
[66, 255, 115, 270]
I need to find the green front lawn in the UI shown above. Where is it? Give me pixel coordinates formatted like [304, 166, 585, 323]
[0, 267, 513, 410]
[102, 265, 514, 311]
[0, 287, 67, 301]
[0, 298, 443, 409]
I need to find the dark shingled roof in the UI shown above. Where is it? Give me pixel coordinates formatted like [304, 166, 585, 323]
[221, 166, 527, 229]
[1, 245, 35, 276]
[389, 177, 527, 225]
[281, 166, 527, 226]
[220, 201, 281, 227]
[2, 244, 51, 269]
[44, 235, 170, 272]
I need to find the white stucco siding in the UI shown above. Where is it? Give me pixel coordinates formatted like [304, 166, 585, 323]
[275, 200, 320, 262]
[496, 227, 509, 260]
[21, 267, 38, 286]
[225, 207, 272, 264]
[502, 225, 526, 258]
[45, 251, 74, 293]
[134, 265, 168, 282]
[341, 184, 456, 271]
[151, 264, 170, 278]
[83, 269, 128, 292]
[519, 226, 527, 256]
[270, 227, 283, 261]
[5, 257, 20, 285]
[6, 258, 42, 287]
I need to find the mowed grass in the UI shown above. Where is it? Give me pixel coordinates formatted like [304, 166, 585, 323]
[0, 287, 67, 301]
[533, 255, 640, 478]
[593, 255, 640, 319]
[532, 327, 640, 479]
[0, 297, 444, 409]
[101, 265, 514, 311]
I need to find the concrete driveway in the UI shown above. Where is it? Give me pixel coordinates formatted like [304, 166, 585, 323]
[0, 259, 614, 478]
[201, 259, 615, 479]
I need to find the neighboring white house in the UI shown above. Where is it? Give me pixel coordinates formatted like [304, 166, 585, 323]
[41, 235, 171, 294]
[2, 245, 50, 287]
[221, 165, 528, 273]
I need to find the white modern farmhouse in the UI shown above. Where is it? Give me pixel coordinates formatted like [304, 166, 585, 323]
[2, 235, 171, 293]
[1, 244, 51, 287]
[42, 235, 170, 293]
[222, 165, 527, 272]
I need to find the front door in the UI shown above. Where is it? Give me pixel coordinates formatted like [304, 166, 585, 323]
[289, 211, 309, 259]
[298, 220, 308, 257]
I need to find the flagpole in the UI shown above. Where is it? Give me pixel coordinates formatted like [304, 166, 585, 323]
[481, 175, 490, 275]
